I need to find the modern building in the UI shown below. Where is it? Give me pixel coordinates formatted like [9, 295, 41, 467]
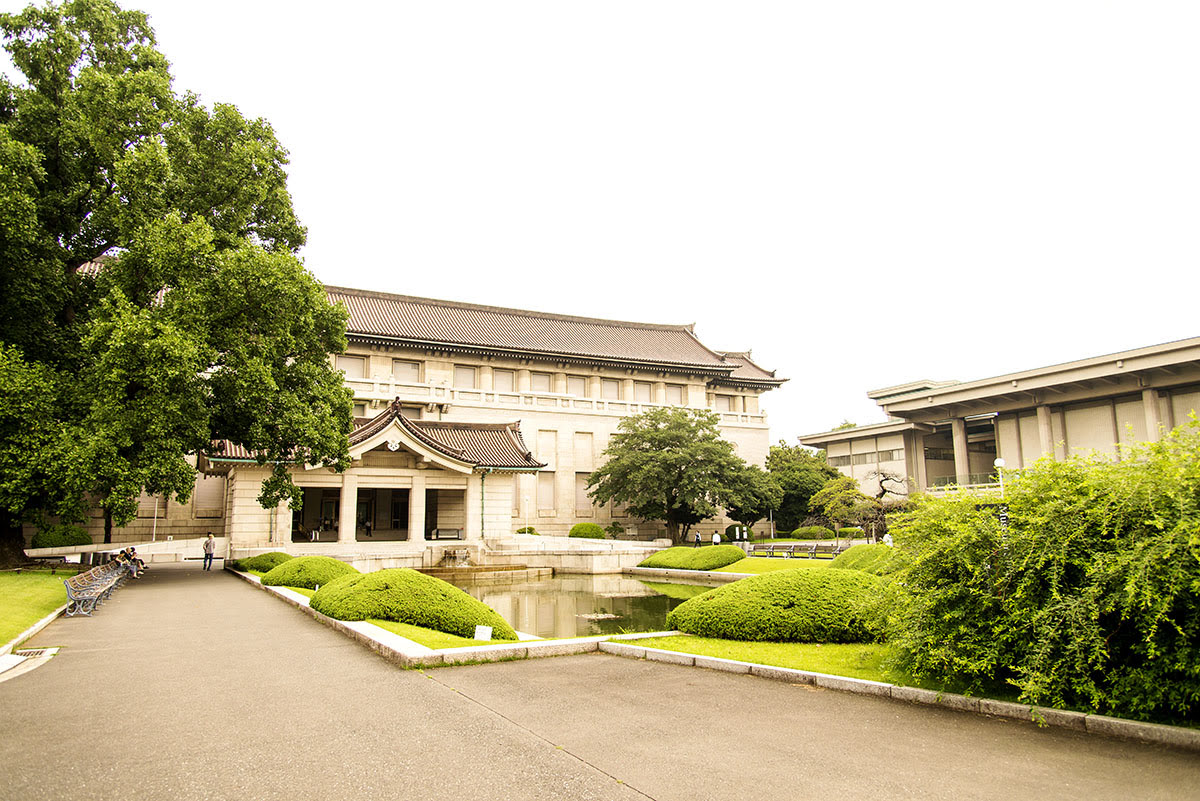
[58, 286, 785, 552]
[799, 337, 1200, 497]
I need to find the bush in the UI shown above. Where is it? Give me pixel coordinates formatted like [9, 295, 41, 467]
[229, 551, 294, 573]
[260, 555, 359, 589]
[724, 524, 755, 541]
[515, 526, 539, 535]
[309, 568, 517, 640]
[605, 522, 624, 536]
[836, 526, 863, 536]
[886, 420, 1200, 722]
[637, 545, 747, 571]
[789, 525, 835, 540]
[830, 544, 910, 575]
[569, 522, 606, 539]
[30, 524, 92, 549]
[667, 568, 883, 642]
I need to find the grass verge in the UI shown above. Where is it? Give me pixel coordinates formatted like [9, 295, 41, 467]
[713, 557, 832, 574]
[0, 569, 77, 645]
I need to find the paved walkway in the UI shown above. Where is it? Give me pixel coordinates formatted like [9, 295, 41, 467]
[1, 564, 1197, 801]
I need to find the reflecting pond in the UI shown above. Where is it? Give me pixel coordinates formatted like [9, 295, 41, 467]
[451, 573, 722, 639]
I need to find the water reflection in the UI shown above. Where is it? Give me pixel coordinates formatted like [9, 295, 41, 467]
[451, 573, 720, 639]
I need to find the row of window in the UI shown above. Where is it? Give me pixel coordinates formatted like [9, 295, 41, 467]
[828, 449, 905, 467]
[519, 471, 627, 516]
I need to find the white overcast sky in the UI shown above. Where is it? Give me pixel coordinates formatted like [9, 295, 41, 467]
[8, 1, 1199, 442]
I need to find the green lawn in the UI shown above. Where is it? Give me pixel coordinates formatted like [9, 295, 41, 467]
[629, 634, 921, 685]
[714, 557, 832, 574]
[0, 569, 77, 646]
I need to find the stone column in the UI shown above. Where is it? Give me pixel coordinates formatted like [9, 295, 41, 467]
[1143, 388, 1163, 441]
[338, 472, 358, 544]
[409, 474, 426, 543]
[517, 369, 531, 393]
[480, 365, 493, 391]
[733, 395, 745, 413]
[588, 376, 601, 399]
[621, 378, 634, 400]
[950, 418, 970, 485]
[1037, 405, 1054, 458]
[654, 382, 667, 404]
[466, 473, 482, 541]
[553, 372, 567, 394]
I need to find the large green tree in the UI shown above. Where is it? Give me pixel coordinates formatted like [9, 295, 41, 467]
[723, 464, 782, 531]
[0, 0, 351, 564]
[587, 407, 747, 542]
[765, 440, 841, 531]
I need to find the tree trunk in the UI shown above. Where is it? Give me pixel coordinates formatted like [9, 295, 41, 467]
[0, 511, 28, 568]
[103, 509, 112, 544]
[666, 520, 680, 544]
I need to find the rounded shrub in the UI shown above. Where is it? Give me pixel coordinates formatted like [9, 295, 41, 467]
[724, 524, 755, 541]
[515, 526, 539, 535]
[230, 551, 294, 573]
[837, 526, 864, 537]
[830, 543, 910, 575]
[309, 568, 518, 640]
[569, 522, 606, 539]
[30, 524, 92, 549]
[667, 568, 883, 642]
[637, 545, 747, 571]
[791, 526, 835, 540]
[260, 555, 358, 589]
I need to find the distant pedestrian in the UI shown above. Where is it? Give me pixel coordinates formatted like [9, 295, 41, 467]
[693, 531, 701, 548]
[712, 530, 721, 546]
[202, 533, 215, 571]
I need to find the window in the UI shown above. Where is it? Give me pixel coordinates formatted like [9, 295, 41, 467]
[851, 452, 877, 465]
[714, 395, 733, 412]
[136, 492, 166, 518]
[633, 382, 652, 402]
[454, 365, 477, 388]
[828, 455, 851, 467]
[601, 379, 620, 400]
[573, 432, 594, 471]
[531, 372, 552, 392]
[337, 355, 366, 379]
[924, 447, 956, 461]
[352, 402, 367, 418]
[567, 376, 588, 397]
[193, 475, 224, 519]
[575, 473, 592, 513]
[537, 471, 555, 509]
[877, 449, 903, 463]
[666, 384, 684, 405]
[392, 359, 420, 383]
[493, 369, 515, 392]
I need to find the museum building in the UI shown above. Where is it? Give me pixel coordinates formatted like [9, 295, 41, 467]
[75, 286, 785, 552]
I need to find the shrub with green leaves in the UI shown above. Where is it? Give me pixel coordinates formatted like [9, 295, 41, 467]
[830, 543, 909, 575]
[260, 555, 358, 589]
[790, 526, 835, 540]
[309, 568, 517, 640]
[569, 522, 606, 539]
[724, 524, 755, 541]
[30, 524, 92, 549]
[515, 526, 539, 535]
[638, 545, 748, 571]
[229, 551, 294, 573]
[667, 568, 883, 642]
[886, 419, 1200, 723]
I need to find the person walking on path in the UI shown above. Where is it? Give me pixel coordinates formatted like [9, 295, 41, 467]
[202, 533, 215, 571]
[693, 531, 701, 548]
[711, 530, 721, 546]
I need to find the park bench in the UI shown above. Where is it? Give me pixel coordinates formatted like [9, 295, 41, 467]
[430, 528, 462, 540]
[797, 542, 851, 559]
[63, 560, 127, 617]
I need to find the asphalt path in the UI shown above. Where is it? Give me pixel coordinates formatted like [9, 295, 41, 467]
[1, 563, 1197, 801]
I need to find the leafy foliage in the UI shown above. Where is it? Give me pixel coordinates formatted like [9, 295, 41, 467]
[789, 525, 836, 540]
[568, 522, 606, 539]
[515, 526, 538, 535]
[886, 420, 1200, 722]
[809, 476, 879, 530]
[830, 543, 909, 575]
[667, 568, 883, 642]
[30, 523, 91, 548]
[637, 545, 748, 571]
[0, 1, 351, 562]
[723, 465, 781, 528]
[308, 568, 518, 640]
[588, 407, 747, 541]
[765, 442, 841, 532]
[229, 551, 293, 573]
[260, 555, 358, 589]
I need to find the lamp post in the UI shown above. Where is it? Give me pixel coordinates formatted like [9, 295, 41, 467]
[993, 457, 1006, 499]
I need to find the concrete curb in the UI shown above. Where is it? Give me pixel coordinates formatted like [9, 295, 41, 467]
[596, 640, 1200, 753]
[1, 603, 69, 656]
[626, 567, 748, 583]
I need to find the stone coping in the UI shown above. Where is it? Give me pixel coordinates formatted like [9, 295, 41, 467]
[227, 567, 1200, 753]
[599, 640, 1200, 753]
[625, 566, 749, 583]
[1, 603, 69, 657]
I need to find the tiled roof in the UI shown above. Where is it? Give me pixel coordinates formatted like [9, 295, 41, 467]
[713, 351, 787, 387]
[327, 286, 733, 372]
[350, 400, 545, 470]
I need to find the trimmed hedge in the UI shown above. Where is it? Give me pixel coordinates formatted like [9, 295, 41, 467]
[724, 524, 755, 541]
[229, 551, 295, 573]
[515, 526, 539, 535]
[836, 526, 864, 536]
[666, 568, 883, 642]
[309, 568, 518, 640]
[637, 545, 747, 571]
[789, 526, 836, 540]
[830, 543, 910, 575]
[569, 523, 606, 539]
[260, 555, 359, 589]
[30, 524, 92, 549]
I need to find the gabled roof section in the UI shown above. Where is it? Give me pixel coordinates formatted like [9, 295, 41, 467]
[326, 286, 733, 374]
[350, 400, 546, 471]
[712, 351, 787, 388]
